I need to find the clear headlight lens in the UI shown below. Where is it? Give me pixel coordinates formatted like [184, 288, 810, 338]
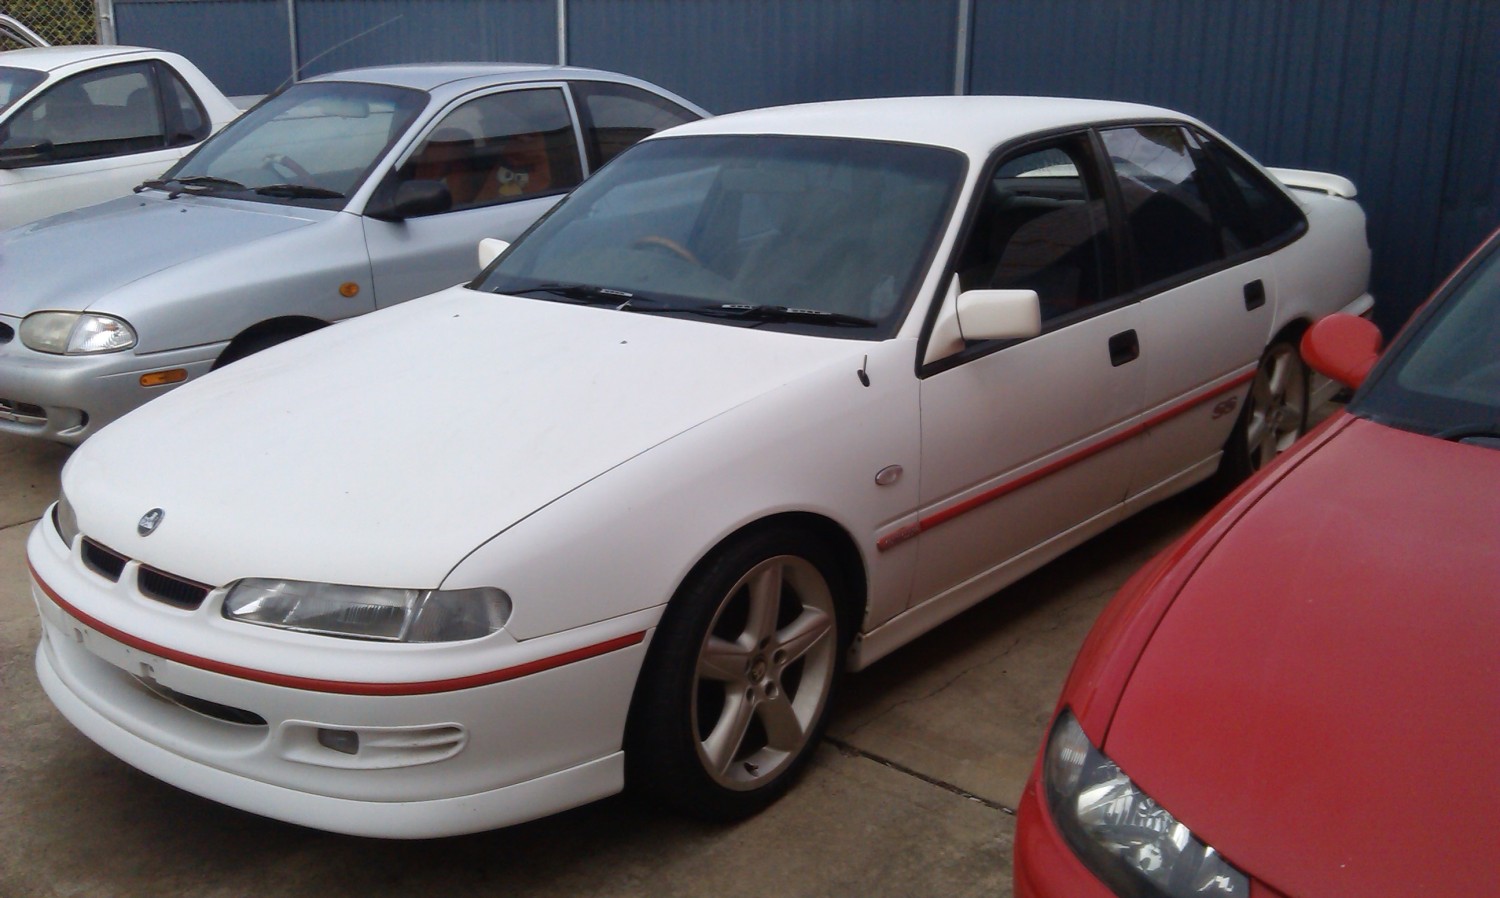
[20, 311, 137, 354]
[52, 491, 79, 547]
[223, 579, 512, 643]
[1044, 710, 1248, 898]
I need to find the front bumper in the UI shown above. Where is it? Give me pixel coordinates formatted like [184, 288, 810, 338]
[0, 322, 221, 443]
[27, 515, 654, 838]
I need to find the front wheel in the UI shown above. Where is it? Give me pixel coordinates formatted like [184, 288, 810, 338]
[1219, 337, 1309, 484]
[626, 529, 845, 821]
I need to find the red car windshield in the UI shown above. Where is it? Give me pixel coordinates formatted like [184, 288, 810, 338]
[1353, 237, 1500, 443]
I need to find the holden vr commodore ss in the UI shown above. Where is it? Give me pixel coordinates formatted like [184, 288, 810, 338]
[1012, 226, 1500, 898]
[0, 62, 703, 443]
[29, 96, 1373, 837]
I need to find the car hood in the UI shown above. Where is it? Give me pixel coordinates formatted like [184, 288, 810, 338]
[1103, 417, 1500, 895]
[0, 193, 324, 317]
[65, 286, 868, 589]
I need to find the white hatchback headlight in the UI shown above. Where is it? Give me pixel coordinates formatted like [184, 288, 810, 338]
[20, 311, 137, 354]
[52, 491, 79, 547]
[1044, 710, 1249, 897]
[223, 579, 512, 643]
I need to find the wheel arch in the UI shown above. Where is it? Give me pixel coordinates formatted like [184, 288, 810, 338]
[213, 316, 329, 369]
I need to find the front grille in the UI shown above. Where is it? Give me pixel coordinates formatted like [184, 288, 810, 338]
[81, 538, 128, 581]
[0, 398, 46, 426]
[138, 566, 211, 609]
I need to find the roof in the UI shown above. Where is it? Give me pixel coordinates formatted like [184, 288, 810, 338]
[306, 63, 659, 93]
[0, 44, 157, 73]
[657, 95, 1190, 157]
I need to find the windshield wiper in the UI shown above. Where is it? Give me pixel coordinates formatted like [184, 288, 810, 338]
[715, 304, 878, 328]
[1432, 422, 1500, 443]
[136, 175, 248, 198]
[254, 183, 345, 199]
[506, 283, 639, 306]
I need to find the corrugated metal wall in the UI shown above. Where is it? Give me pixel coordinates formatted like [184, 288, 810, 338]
[111, 0, 1500, 331]
[568, 0, 957, 112]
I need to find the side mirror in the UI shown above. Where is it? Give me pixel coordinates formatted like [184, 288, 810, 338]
[0, 139, 55, 168]
[1301, 314, 1382, 389]
[477, 238, 510, 270]
[365, 179, 452, 222]
[955, 289, 1042, 341]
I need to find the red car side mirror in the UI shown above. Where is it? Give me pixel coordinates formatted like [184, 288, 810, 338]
[1301, 314, 1383, 390]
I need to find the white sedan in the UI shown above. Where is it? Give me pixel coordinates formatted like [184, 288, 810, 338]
[0, 45, 240, 228]
[28, 96, 1373, 838]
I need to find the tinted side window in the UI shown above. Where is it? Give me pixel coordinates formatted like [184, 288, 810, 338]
[1196, 134, 1306, 250]
[1101, 125, 1224, 288]
[397, 87, 583, 214]
[957, 137, 1116, 323]
[571, 81, 699, 170]
[0, 62, 166, 163]
[160, 63, 210, 146]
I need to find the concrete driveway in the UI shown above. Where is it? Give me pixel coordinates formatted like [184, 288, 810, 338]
[0, 429, 1208, 898]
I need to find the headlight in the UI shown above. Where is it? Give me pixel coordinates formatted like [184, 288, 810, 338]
[1044, 710, 1248, 897]
[223, 578, 511, 643]
[20, 311, 137, 354]
[52, 491, 79, 547]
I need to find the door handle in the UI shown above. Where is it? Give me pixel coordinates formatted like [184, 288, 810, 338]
[1108, 329, 1139, 367]
[1244, 280, 1266, 311]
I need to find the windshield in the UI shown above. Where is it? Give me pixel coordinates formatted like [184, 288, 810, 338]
[1353, 238, 1500, 442]
[476, 134, 966, 338]
[160, 80, 427, 207]
[0, 66, 44, 116]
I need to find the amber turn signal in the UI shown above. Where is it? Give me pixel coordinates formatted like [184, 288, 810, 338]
[139, 369, 188, 388]
[339, 282, 360, 297]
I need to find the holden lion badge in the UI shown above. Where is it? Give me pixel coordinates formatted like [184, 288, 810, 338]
[137, 508, 165, 537]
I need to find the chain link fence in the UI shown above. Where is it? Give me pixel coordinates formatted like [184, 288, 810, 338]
[1, 0, 99, 50]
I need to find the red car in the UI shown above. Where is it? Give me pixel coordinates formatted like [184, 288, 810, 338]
[1014, 228, 1500, 898]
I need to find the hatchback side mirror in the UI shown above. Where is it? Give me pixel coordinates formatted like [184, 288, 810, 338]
[365, 179, 453, 222]
[1301, 314, 1382, 389]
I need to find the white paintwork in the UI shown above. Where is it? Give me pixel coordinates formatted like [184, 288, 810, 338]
[0, 46, 241, 228]
[0, 14, 47, 47]
[955, 289, 1042, 341]
[29, 95, 1374, 838]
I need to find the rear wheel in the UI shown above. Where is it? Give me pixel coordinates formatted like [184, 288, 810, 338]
[1219, 337, 1309, 483]
[626, 529, 845, 821]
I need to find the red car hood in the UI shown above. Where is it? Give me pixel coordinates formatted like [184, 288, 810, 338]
[1105, 416, 1500, 896]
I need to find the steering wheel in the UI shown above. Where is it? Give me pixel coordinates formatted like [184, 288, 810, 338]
[633, 235, 702, 267]
[264, 153, 313, 182]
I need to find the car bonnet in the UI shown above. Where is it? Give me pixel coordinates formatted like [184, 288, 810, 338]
[1101, 416, 1500, 895]
[0, 193, 326, 318]
[63, 286, 868, 591]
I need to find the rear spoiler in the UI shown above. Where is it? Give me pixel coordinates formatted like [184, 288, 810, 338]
[1269, 167, 1358, 199]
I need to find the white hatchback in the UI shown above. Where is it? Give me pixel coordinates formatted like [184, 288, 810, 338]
[29, 96, 1373, 838]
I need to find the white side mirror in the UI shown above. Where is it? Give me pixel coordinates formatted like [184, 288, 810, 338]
[477, 238, 511, 270]
[955, 289, 1041, 341]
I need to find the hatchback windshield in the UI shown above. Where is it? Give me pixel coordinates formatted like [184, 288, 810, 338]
[0, 66, 44, 116]
[477, 134, 966, 338]
[160, 80, 426, 206]
[1354, 238, 1500, 442]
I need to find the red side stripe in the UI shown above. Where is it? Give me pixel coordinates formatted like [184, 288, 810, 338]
[29, 560, 645, 696]
[877, 372, 1255, 552]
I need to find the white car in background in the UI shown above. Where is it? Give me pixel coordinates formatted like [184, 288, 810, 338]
[29, 96, 1372, 838]
[0, 44, 240, 228]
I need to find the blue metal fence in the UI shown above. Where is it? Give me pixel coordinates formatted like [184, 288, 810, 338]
[111, 0, 1500, 331]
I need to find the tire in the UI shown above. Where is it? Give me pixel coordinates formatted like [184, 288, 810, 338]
[1218, 337, 1309, 484]
[626, 528, 846, 821]
[212, 329, 305, 370]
